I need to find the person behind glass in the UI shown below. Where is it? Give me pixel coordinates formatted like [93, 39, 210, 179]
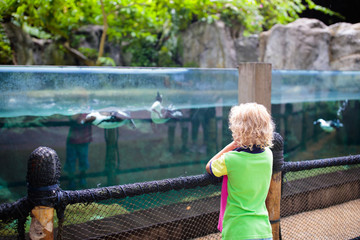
[65, 113, 92, 189]
[206, 103, 275, 240]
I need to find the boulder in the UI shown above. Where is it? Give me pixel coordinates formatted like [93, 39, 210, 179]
[32, 38, 77, 65]
[74, 25, 122, 65]
[179, 21, 237, 68]
[260, 18, 360, 70]
[260, 18, 331, 70]
[75, 25, 104, 50]
[2, 22, 77, 65]
[329, 22, 360, 70]
[2, 22, 34, 65]
[235, 34, 259, 63]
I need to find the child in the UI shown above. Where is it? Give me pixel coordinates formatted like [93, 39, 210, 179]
[206, 102, 275, 240]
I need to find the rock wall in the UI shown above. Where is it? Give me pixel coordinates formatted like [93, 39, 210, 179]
[179, 18, 360, 70]
[179, 21, 258, 68]
[74, 25, 123, 65]
[179, 21, 237, 68]
[3, 18, 360, 70]
[260, 18, 360, 70]
[329, 22, 360, 70]
[2, 22, 77, 65]
[2, 22, 35, 65]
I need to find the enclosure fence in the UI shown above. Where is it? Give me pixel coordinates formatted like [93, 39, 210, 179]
[0, 133, 360, 240]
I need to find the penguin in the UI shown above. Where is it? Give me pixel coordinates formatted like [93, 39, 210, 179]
[163, 104, 183, 119]
[150, 92, 167, 124]
[313, 118, 343, 133]
[337, 99, 348, 117]
[150, 92, 183, 124]
[82, 110, 136, 129]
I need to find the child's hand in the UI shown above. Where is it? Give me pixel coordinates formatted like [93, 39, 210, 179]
[206, 141, 238, 174]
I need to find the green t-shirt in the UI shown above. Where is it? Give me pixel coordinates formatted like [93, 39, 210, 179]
[212, 148, 273, 240]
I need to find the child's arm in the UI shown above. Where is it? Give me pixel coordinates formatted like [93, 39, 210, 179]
[206, 141, 237, 174]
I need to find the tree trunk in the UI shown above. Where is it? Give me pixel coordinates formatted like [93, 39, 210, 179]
[97, 0, 108, 65]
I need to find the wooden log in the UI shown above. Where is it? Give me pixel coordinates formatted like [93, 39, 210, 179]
[29, 206, 54, 240]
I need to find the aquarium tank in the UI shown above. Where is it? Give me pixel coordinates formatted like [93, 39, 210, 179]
[0, 66, 359, 203]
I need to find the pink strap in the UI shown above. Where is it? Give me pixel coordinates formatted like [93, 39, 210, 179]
[217, 175, 228, 232]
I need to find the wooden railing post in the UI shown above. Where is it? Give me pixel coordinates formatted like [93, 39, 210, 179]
[238, 63, 282, 240]
[238, 62, 272, 111]
[267, 133, 284, 240]
[30, 206, 54, 240]
[27, 147, 61, 240]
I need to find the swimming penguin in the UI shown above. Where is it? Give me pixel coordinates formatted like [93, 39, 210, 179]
[150, 92, 183, 124]
[337, 100, 348, 117]
[313, 119, 343, 133]
[163, 104, 183, 119]
[82, 110, 136, 129]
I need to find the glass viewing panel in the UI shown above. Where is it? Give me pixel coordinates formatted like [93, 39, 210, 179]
[0, 66, 359, 203]
[0, 67, 238, 118]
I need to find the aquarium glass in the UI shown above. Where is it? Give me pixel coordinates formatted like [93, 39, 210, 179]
[0, 66, 359, 203]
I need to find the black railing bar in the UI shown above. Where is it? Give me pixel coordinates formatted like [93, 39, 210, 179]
[282, 154, 360, 173]
[6, 159, 207, 188]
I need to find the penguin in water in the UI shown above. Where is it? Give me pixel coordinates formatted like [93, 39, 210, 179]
[313, 118, 343, 133]
[337, 99, 348, 117]
[150, 92, 183, 124]
[82, 110, 136, 129]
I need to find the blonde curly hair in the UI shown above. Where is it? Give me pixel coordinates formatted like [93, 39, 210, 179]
[229, 102, 275, 150]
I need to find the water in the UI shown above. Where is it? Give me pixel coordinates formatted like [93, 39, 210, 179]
[0, 67, 359, 203]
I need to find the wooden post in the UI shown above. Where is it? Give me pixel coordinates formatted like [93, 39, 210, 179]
[29, 206, 54, 240]
[27, 146, 61, 240]
[238, 63, 272, 112]
[238, 63, 282, 240]
[266, 172, 282, 240]
[266, 133, 284, 240]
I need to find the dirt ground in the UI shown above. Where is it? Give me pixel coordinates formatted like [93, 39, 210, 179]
[195, 199, 360, 240]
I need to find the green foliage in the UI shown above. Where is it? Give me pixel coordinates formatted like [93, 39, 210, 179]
[126, 38, 158, 67]
[183, 61, 200, 68]
[304, 0, 345, 20]
[0, 0, 16, 64]
[0, 24, 12, 64]
[0, 0, 337, 66]
[79, 47, 98, 60]
[97, 56, 116, 66]
[22, 22, 51, 39]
